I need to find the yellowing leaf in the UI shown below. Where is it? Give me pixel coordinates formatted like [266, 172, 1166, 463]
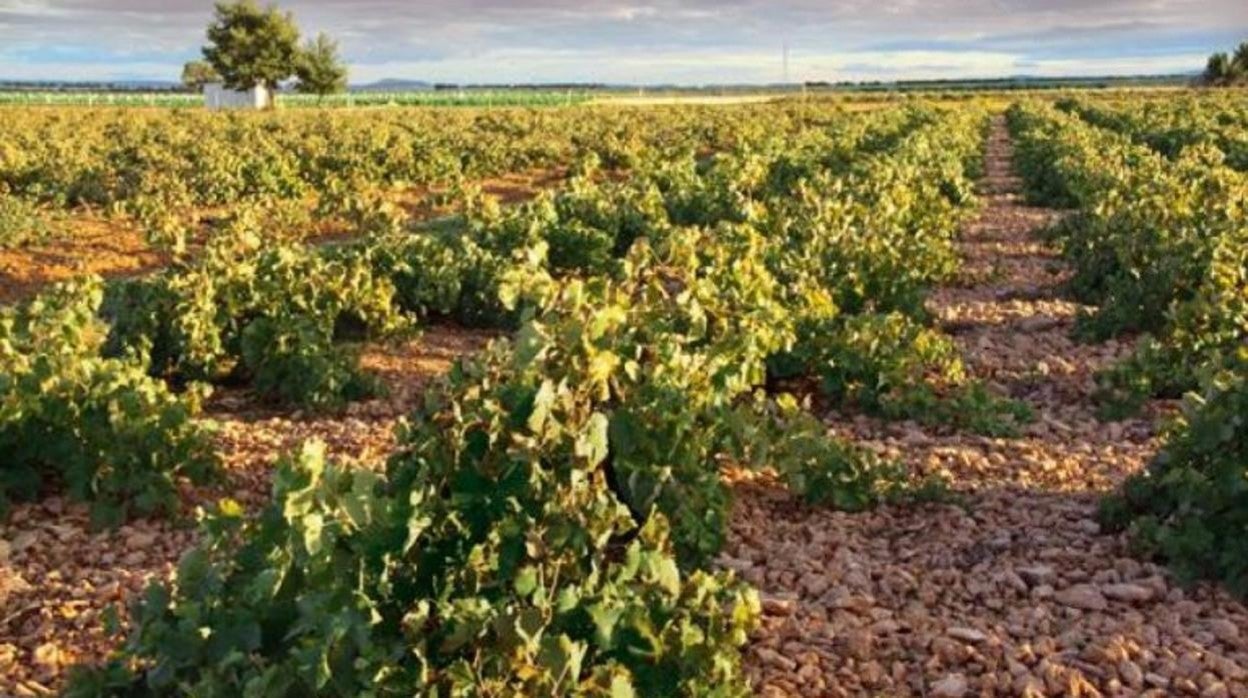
[575, 412, 610, 467]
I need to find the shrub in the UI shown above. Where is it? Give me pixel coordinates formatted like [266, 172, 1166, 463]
[368, 228, 556, 330]
[240, 314, 380, 410]
[728, 393, 908, 509]
[1100, 352, 1248, 597]
[103, 227, 407, 409]
[1095, 226, 1248, 418]
[65, 233, 776, 695]
[0, 278, 216, 526]
[779, 312, 1031, 435]
[0, 193, 55, 248]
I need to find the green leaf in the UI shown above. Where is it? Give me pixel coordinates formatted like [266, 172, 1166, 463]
[303, 512, 324, 556]
[514, 565, 539, 597]
[528, 380, 556, 435]
[576, 412, 610, 467]
[611, 673, 636, 698]
[652, 556, 681, 597]
[588, 602, 624, 646]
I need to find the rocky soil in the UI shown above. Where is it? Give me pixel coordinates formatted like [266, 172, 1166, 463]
[728, 117, 1248, 697]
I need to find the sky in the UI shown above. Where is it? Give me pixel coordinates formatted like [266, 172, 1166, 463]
[1, 0, 1247, 85]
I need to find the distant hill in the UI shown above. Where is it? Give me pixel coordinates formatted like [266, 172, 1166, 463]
[0, 79, 181, 91]
[351, 79, 433, 92]
[0, 72, 1201, 95]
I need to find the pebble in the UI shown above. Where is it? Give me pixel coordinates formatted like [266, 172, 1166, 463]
[1101, 583, 1153, 603]
[842, 630, 874, 661]
[1019, 565, 1056, 586]
[947, 626, 988, 644]
[1054, 585, 1108, 612]
[757, 647, 798, 672]
[1145, 672, 1170, 689]
[931, 673, 969, 698]
[1119, 659, 1144, 688]
[124, 530, 158, 549]
[1208, 619, 1240, 645]
[762, 595, 796, 616]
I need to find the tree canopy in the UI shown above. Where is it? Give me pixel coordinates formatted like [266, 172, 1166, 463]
[1203, 41, 1248, 86]
[202, 0, 301, 90]
[1235, 42, 1248, 74]
[181, 60, 221, 91]
[295, 33, 349, 98]
[1205, 53, 1233, 84]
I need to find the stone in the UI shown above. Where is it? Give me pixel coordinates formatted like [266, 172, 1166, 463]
[124, 529, 158, 549]
[843, 629, 874, 661]
[1054, 585, 1107, 612]
[32, 643, 61, 668]
[1002, 570, 1028, 593]
[801, 573, 830, 598]
[11, 531, 38, 552]
[761, 595, 796, 616]
[756, 647, 797, 672]
[122, 550, 147, 566]
[1018, 565, 1056, 586]
[1015, 673, 1046, 697]
[931, 673, 969, 698]
[1119, 660, 1144, 688]
[933, 636, 970, 665]
[948, 627, 989, 643]
[1101, 583, 1153, 603]
[1208, 619, 1240, 645]
[1144, 672, 1170, 689]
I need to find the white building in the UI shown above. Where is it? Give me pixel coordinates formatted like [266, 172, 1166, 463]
[203, 82, 273, 110]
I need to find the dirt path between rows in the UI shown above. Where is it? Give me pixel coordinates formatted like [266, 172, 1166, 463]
[730, 116, 1248, 697]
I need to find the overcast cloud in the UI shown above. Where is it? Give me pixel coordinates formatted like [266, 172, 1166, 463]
[1, 0, 1246, 84]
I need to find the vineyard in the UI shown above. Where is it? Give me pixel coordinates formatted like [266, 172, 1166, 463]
[0, 94, 1246, 696]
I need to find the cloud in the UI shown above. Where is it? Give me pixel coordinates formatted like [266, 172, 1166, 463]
[1, 0, 1245, 83]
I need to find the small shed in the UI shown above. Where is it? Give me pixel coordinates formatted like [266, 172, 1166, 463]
[203, 82, 272, 110]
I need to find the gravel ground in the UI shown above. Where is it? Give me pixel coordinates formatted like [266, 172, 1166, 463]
[728, 117, 1248, 697]
[0, 328, 493, 696]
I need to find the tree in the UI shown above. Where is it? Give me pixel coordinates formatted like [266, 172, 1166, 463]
[202, 0, 300, 91]
[1205, 52, 1232, 86]
[295, 33, 348, 98]
[181, 60, 221, 91]
[1232, 42, 1248, 78]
